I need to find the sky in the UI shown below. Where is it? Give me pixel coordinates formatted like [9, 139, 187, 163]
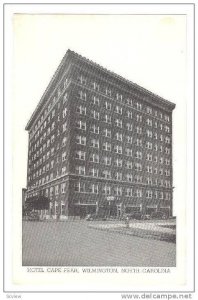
[4, 6, 195, 289]
[12, 14, 187, 216]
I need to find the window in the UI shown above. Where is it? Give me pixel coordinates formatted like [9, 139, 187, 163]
[136, 102, 142, 110]
[135, 163, 142, 171]
[89, 168, 99, 177]
[103, 128, 111, 138]
[105, 102, 111, 110]
[114, 145, 122, 154]
[159, 192, 164, 199]
[103, 142, 111, 151]
[147, 166, 152, 173]
[126, 98, 133, 106]
[136, 139, 142, 147]
[50, 160, 54, 169]
[102, 156, 111, 166]
[126, 173, 133, 182]
[135, 175, 142, 183]
[147, 119, 152, 126]
[125, 148, 132, 157]
[165, 136, 171, 144]
[63, 93, 68, 103]
[146, 142, 152, 149]
[102, 185, 111, 195]
[115, 119, 122, 128]
[146, 106, 152, 114]
[102, 170, 111, 179]
[62, 166, 67, 175]
[165, 147, 170, 154]
[89, 153, 99, 163]
[136, 189, 142, 198]
[51, 135, 55, 144]
[78, 75, 86, 85]
[55, 185, 59, 195]
[76, 120, 86, 130]
[62, 152, 66, 162]
[115, 172, 122, 180]
[116, 132, 122, 141]
[91, 82, 100, 91]
[165, 126, 170, 133]
[76, 105, 86, 115]
[92, 96, 100, 106]
[90, 124, 99, 134]
[62, 137, 67, 147]
[89, 184, 98, 194]
[90, 139, 99, 148]
[76, 151, 86, 160]
[63, 122, 67, 132]
[165, 192, 171, 200]
[115, 158, 122, 167]
[126, 123, 133, 131]
[147, 130, 153, 138]
[126, 136, 132, 144]
[126, 188, 133, 197]
[165, 115, 170, 122]
[127, 111, 133, 119]
[74, 182, 85, 192]
[114, 186, 122, 196]
[137, 127, 142, 134]
[91, 110, 100, 120]
[116, 93, 122, 101]
[147, 177, 152, 185]
[106, 88, 111, 97]
[76, 136, 86, 145]
[146, 190, 152, 199]
[51, 148, 54, 156]
[115, 105, 122, 114]
[146, 154, 152, 161]
[61, 183, 66, 194]
[126, 161, 133, 169]
[136, 151, 142, 159]
[63, 108, 67, 118]
[75, 166, 85, 175]
[137, 114, 142, 122]
[47, 139, 50, 148]
[52, 109, 55, 118]
[104, 114, 111, 124]
[78, 91, 86, 101]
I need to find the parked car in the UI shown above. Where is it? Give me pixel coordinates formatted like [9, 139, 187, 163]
[27, 212, 40, 221]
[85, 214, 107, 221]
[141, 214, 151, 220]
[151, 211, 168, 220]
[122, 212, 142, 220]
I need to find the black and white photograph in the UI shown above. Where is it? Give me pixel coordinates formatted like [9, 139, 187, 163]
[3, 2, 195, 296]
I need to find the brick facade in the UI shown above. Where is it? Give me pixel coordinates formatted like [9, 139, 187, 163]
[25, 50, 175, 219]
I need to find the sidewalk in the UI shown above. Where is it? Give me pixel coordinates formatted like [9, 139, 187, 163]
[88, 220, 176, 243]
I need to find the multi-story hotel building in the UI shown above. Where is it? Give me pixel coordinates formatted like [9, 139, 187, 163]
[25, 50, 175, 219]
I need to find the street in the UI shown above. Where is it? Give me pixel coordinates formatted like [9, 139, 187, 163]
[22, 220, 176, 266]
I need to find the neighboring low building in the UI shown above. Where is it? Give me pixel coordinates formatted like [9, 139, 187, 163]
[25, 49, 175, 219]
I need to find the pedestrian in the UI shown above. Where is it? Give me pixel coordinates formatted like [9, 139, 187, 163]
[125, 216, 130, 228]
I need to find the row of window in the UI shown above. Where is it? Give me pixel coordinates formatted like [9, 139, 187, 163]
[74, 181, 171, 200]
[74, 166, 171, 186]
[75, 150, 171, 164]
[76, 104, 170, 132]
[76, 76, 171, 122]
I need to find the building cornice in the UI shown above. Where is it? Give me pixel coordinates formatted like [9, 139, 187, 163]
[25, 49, 176, 131]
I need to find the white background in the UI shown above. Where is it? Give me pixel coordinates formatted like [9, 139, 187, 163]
[2, 1, 195, 297]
